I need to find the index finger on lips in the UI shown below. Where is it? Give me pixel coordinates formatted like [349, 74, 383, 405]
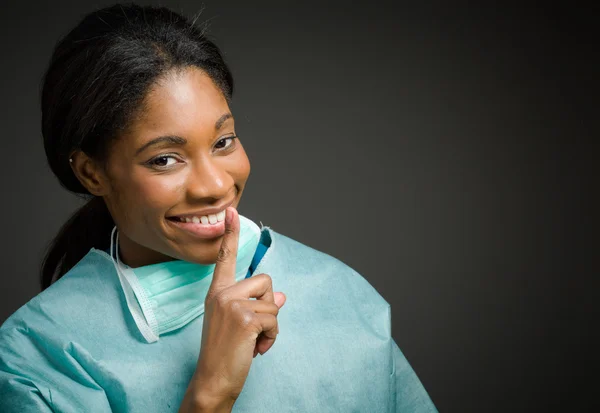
[207, 207, 239, 297]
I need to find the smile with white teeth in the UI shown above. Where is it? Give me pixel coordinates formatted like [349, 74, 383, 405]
[175, 209, 226, 225]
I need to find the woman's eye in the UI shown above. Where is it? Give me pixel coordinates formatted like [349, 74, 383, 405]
[215, 136, 237, 150]
[149, 155, 178, 168]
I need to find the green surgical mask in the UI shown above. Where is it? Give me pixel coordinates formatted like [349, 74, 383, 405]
[109, 214, 261, 343]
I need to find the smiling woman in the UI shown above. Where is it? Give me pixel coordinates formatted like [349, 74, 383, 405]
[73, 68, 251, 268]
[0, 3, 437, 413]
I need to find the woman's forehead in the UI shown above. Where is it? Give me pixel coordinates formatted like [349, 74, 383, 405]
[129, 67, 232, 139]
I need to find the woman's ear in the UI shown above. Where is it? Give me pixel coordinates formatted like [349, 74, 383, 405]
[69, 151, 111, 196]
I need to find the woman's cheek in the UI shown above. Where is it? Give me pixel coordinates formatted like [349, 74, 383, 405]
[134, 174, 186, 213]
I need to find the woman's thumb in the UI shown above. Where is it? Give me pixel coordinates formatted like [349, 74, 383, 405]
[274, 292, 286, 308]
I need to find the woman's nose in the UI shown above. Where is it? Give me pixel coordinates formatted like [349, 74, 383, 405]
[185, 158, 233, 201]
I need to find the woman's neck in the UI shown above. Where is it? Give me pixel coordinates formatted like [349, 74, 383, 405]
[117, 232, 176, 268]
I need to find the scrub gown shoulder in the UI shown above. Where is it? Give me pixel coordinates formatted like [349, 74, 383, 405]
[0, 228, 437, 412]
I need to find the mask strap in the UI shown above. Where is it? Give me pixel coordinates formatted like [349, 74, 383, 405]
[109, 225, 159, 343]
[110, 226, 117, 259]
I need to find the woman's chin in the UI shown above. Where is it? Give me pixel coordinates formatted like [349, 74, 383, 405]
[175, 244, 221, 265]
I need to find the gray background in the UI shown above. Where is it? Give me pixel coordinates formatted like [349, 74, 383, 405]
[0, 1, 596, 412]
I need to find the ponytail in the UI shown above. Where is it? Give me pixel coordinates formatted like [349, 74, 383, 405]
[41, 197, 114, 290]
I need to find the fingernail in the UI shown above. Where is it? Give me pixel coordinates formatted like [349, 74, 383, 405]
[226, 208, 232, 224]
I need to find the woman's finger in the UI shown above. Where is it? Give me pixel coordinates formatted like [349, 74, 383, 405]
[234, 299, 280, 316]
[253, 313, 279, 356]
[206, 207, 240, 298]
[224, 273, 275, 304]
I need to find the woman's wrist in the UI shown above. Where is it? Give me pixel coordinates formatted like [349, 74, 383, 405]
[192, 391, 235, 413]
[181, 374, 236, 413]
[179, 387, 235, 413]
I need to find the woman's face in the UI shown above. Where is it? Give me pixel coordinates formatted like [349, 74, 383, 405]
[102, 67, 250, 267]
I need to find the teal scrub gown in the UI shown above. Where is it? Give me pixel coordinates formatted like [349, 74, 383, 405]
[0, 227, 437, 412]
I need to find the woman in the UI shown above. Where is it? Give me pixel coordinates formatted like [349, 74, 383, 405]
[0, 4, 437, 412]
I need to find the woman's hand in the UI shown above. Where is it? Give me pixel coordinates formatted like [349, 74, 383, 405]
[179, 207, 286, 412]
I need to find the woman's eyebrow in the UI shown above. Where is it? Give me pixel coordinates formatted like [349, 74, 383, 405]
[135, 114, 233, 156]
[215, 113, 233, 130]
[135, 135, 186, 156]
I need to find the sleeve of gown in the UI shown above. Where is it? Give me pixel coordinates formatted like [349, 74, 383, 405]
[0, 370, 55, 412]
[0, 326, 113, 413]
[392, 339, 438, 412]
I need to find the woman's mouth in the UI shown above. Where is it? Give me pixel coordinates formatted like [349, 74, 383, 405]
[169, 209, 226, 224]
[166, 210, 227, 239]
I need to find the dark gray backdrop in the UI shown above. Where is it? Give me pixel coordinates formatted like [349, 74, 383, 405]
[0, 1, 596, 412]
